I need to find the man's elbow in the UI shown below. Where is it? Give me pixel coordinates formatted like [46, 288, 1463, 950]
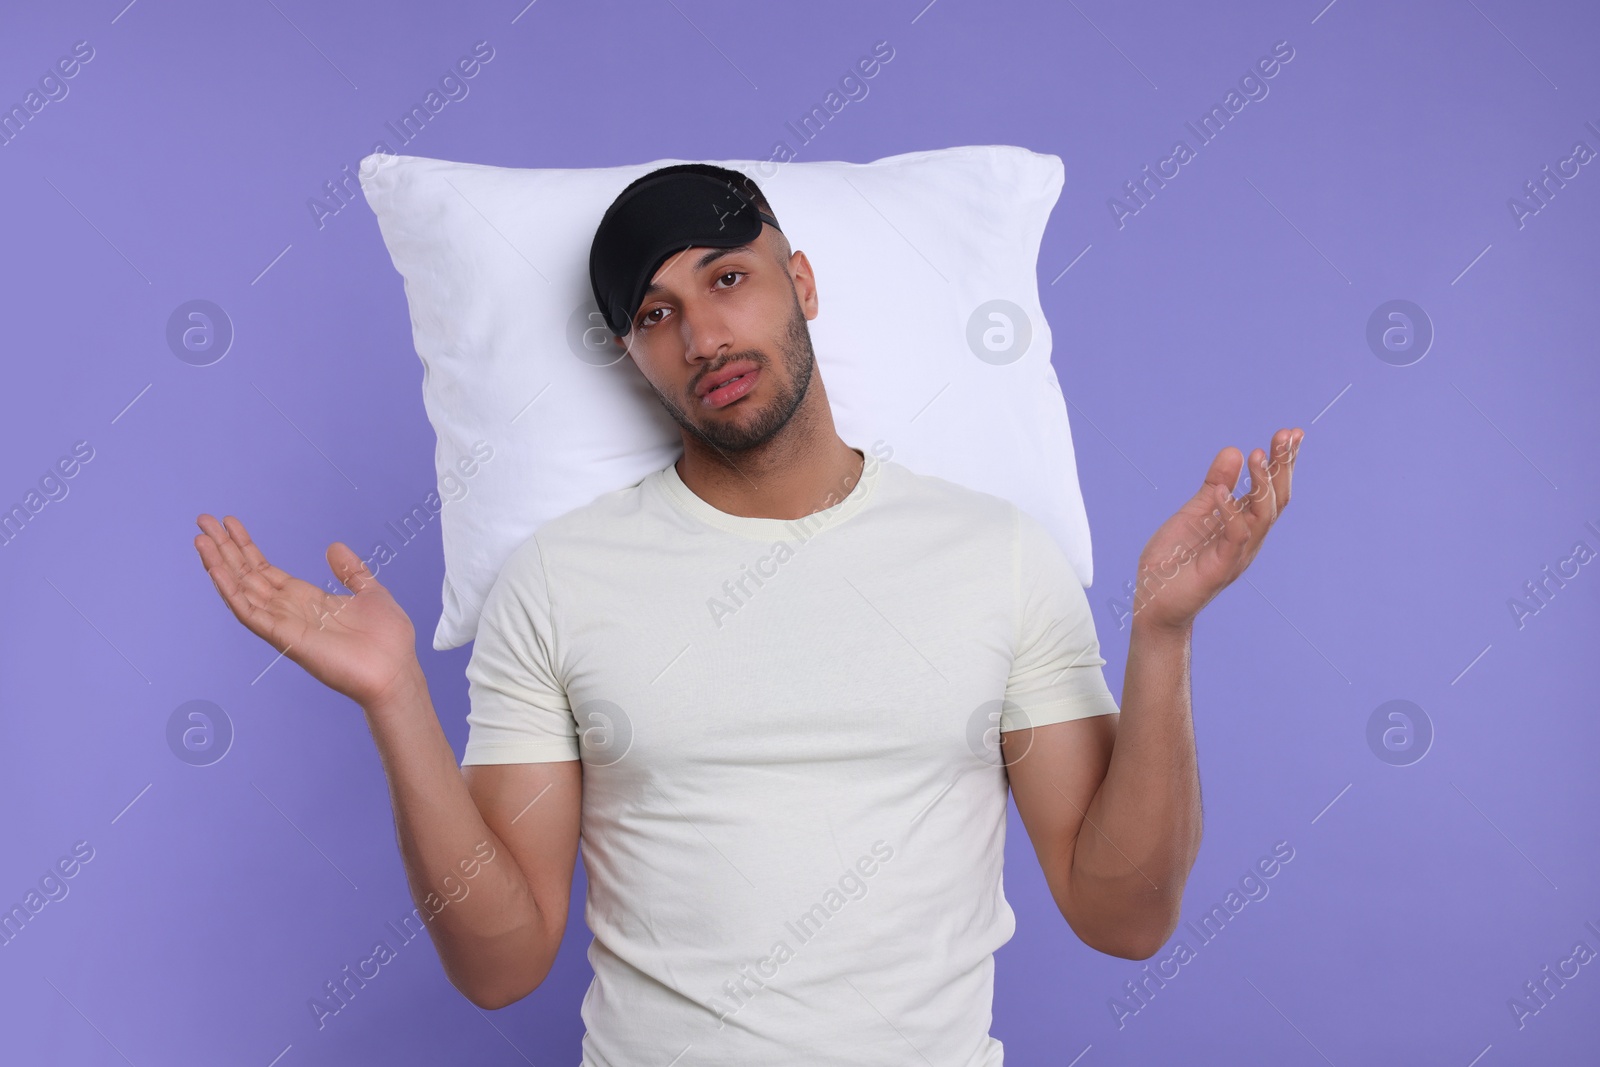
[1090, 930, 1168, 961]
[440, 910, 563, 1010]
[443, 945, 553, 1010]
[1063, 897, 1183, 961]
[456, 972, 541, 1011]
[467, 988, 530, 1011]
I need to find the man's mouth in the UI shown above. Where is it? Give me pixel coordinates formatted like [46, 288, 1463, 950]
[697, 361, 761, 408]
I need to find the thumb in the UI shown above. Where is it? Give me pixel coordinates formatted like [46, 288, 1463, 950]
[1184, 448, 1248, 546]
[1197, 446, 1245, 499]
[1182, 447, 1243, 521]
[327, 542, 382, 595]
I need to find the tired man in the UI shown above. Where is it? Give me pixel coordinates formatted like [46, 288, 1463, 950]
[194, 163, 1303, 1064]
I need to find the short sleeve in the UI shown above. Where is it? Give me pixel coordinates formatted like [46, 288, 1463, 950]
[461, 533, 581, 764]
[1002, 507, 1121, 731]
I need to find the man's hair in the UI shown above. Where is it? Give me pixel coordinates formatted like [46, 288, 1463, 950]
[620, 163, 792, 266]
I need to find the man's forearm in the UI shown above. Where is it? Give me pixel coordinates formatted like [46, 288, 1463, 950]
[360, 661, 555, 1006]
[1067, 618, 1202, 957]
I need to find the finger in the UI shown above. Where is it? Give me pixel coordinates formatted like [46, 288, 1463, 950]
[196, 514, 278, 603]
[1276, 427, 1304, 507]
[222, 515, 292, 589]
[193, 532, 233, 597]
[1193, 446, 1245, 506]
[194, 531, 271, 632]
[1242, 447, 1278, 526]
[1263, 428, 1297, 508]
[1181, 449, 1243, 551]
[1211, 482, 1253, 556]
[194, 528, 248, 603]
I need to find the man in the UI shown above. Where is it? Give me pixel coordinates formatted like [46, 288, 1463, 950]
[194, 163, 1303, 1064]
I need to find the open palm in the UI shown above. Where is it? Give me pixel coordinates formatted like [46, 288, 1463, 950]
[1133, 428, 1304, 631]
[193, 514, 419, 708]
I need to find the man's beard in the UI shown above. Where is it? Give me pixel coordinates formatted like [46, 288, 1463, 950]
[646, 292, 815, 456]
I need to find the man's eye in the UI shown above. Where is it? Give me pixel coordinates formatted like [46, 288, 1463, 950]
[636, 273, 742, 330]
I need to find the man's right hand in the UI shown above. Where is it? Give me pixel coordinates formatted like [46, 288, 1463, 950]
[193, 513, 420, 710]
[193, 513, 577, 1008]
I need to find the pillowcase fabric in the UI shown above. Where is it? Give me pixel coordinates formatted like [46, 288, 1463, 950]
[359, 144, 1096, 651]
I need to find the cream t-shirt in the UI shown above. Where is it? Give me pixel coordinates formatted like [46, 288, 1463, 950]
[462, 446, 1121, 1066]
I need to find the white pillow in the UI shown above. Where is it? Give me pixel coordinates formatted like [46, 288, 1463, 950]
[359, 145, 1096, 651]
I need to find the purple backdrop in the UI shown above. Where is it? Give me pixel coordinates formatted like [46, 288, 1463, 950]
[2, 0, 1596, 1063]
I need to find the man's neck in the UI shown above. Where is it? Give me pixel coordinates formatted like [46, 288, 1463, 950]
[675, 432, 866, 521]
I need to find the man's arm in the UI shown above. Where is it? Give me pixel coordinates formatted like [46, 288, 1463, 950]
[1003, 619, 1198, 960]
[192, 514, 581, 1008]
[1004, 428, 1303, 960]
[362, 664, 581, 1009]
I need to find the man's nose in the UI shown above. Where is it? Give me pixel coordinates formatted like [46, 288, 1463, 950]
[681, 299, 734, 362]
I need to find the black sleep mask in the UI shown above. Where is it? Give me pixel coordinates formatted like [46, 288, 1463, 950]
[588, 166, 781, 337]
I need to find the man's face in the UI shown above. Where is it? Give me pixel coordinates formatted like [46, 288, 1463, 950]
[613, 228, 820, 456]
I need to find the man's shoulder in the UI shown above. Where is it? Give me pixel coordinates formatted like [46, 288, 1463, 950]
[493, 470, 660, 581]
[539, 471, 657, 540]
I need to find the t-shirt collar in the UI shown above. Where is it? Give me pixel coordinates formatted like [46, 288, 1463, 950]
[653, 445, 882, 542]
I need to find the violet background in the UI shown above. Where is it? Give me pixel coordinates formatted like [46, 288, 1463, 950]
[2, 0, 1597, 1063]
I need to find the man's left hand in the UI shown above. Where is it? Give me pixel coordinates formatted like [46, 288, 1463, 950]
[1131, 427, 1305, 633]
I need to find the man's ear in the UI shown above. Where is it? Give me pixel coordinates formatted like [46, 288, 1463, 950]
[788, 249, 819, 321]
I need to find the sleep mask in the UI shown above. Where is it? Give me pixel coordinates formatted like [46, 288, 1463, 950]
[589, 166, 781, 337]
